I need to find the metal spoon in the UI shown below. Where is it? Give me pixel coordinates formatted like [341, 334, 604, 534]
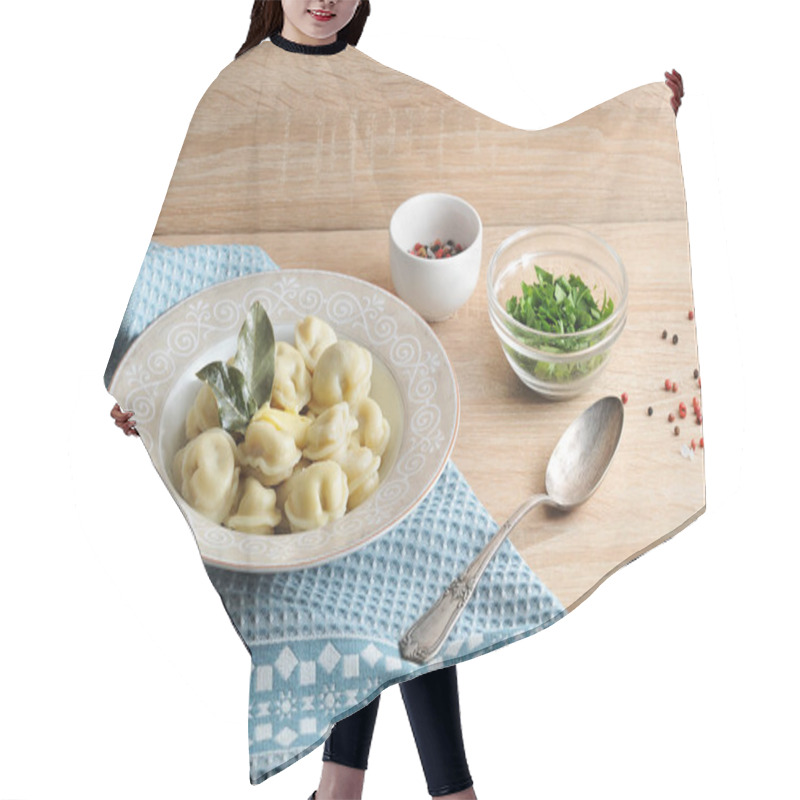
[398, 395, 625, 664]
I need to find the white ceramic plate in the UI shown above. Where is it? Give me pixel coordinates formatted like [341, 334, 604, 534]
[110, 270, 459, 572]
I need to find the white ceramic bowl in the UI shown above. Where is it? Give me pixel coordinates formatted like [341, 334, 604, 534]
[389, 193, 482, 321]
[109, 270, 459, 572]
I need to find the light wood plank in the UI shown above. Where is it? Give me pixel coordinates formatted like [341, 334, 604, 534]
[156, 43, 683, 236]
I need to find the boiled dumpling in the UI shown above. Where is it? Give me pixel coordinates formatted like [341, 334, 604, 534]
[173, 427, 240, 523]
[237, 420, 302, 487]
[352, 397, 390, 457]
[303, 402, 358, 462]
[282, 461, 349, 532]
[334, 445, 381, 510]
[226, 476, 282, 535]
[295, 315, 337, 373]
[185, 382, 220, 439]
[310, 340, 372, 413]
[252, 405, 312, 448]
[271, 341, 312, 413]
[274, 459, 305, 518]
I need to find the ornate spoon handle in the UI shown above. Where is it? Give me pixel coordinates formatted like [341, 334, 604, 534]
[398, 493, 550, 664]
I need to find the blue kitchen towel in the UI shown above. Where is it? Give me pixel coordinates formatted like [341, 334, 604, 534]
[208, 460, 564, 783]
[105, 241, 565, 785]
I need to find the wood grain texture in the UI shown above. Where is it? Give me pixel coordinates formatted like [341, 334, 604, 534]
[156, 43, 684, 236]
[154, 41, 704, 611]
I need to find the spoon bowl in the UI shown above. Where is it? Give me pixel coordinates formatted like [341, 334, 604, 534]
[545, 395, 624, 508]
[399, 395, 624, 663]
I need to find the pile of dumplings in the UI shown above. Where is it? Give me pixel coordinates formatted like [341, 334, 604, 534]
[172, 316, 391, 535]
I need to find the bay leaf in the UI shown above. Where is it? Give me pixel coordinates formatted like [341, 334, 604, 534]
[196, 361, 255, 435]
[232, 301, 275, 409]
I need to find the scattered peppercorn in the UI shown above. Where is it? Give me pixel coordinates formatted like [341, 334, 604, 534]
[668, 412, 675, 423]
[693, 368, 699, 379]
[679, 407, 687, 419]
[691, 438, 697, 450]
[674, 425, 680, 436]
[662, 330, 668, 339]
[665, 379, 672, 391]
[688, 310, 694, 320]
[696, 414, 703, 425]
[699, 437, 704, 448]
[647, 406, 653, 416]
[672, 382, 678, 393]
[672, 334, 679, 345]
[621, 392, 628, 404]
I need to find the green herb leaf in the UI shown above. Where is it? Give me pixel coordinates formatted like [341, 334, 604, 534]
[231, 302, 275, 409]
[506, 265, 614, 339]
[196, 361, 256, 434]
[504, 264, 617, 384]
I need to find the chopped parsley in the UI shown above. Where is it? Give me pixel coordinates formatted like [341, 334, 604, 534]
[503, 265, 616, 384]
[506, 265, 614, 336]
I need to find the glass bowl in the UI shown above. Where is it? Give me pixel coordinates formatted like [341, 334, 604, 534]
[487, 225, 628, 399]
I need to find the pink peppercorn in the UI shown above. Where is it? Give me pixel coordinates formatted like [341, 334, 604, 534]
[665, 379, 672, 391]
[621, 392, 628, 404]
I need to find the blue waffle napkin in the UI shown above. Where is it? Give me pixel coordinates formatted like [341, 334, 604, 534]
[106, 242, 565, 785]
[208, 460, 565, 783]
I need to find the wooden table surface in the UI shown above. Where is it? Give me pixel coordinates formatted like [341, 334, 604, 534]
[152, 42, 705, 612]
